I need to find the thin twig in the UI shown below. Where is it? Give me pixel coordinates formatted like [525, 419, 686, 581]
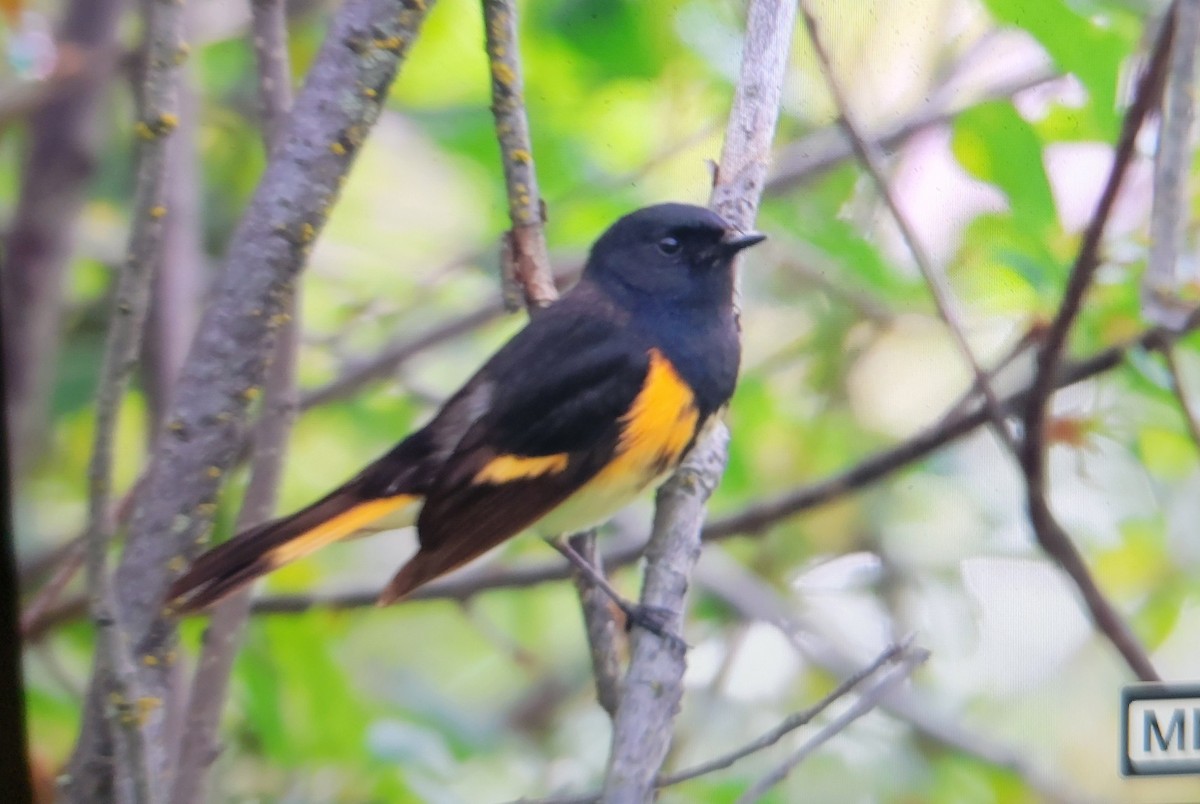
[693, 552, 1090, 803]
[565, 532, 623, 719]
[483, 0, 555, 310]
[736, 648, 929, 802]
[1144, 0, 1200, 328]
[300, 298, 506, 409]
[659, 639, 916, 787]
[1162, 344, 1200, 453]
[71, 0, 187, 798]
[736, 658, 927, 803]
[512, 642, 919, 804]
[798, 1, 1018, 456]
[169, 2, 297, 802]
[1018, 6, 1177, 684]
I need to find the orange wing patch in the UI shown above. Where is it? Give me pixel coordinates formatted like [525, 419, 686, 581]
[601, 348, 699, 481]
[473, 453, 570, 484]
[264, 494, 417, 568]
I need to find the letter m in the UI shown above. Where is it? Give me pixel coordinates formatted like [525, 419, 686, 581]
[1145, 708, 1185, 753]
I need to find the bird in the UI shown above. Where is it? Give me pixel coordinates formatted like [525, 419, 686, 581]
[167, 202, 765, 617]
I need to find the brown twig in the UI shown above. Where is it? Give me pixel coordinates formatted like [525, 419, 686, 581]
[482, 0, 555, 311]
[1018, 6, 1177, 684]
[693, 552, 1089, 803]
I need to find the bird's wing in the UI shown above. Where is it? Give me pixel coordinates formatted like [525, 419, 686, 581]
[378, 308, 655, 601]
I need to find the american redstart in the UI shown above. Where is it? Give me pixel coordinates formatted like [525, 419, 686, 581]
[167, 203, 765, 613]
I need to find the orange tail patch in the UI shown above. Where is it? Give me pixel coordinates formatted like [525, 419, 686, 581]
[263, 495, 418, 568]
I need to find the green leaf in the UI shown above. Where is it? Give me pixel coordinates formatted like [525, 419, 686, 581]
[952, 102, 1056, 231]
[981, 0, 1129, 136]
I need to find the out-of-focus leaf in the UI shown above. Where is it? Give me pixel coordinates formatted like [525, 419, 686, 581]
[981, 0, 1129, 137]
[952, 102, 1057, 232]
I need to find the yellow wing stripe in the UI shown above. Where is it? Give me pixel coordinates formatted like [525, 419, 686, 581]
[597, 348, 699, 483]
[474, 453, 570, 485]
[264, 494, 418, 568]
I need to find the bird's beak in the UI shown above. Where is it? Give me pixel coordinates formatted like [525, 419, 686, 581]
[719, 231, 767, 255]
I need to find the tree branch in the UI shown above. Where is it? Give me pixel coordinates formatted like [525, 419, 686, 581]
[71, 0, 188, 797]
[661, 639, 919, 789]
[567, 531, 622, 719]
[483, 0, 555, 310]
[1018, 5, 1177, 684]
[169, 2, 297, 801]
[603, 4, 796, 798]
[736, 646, 928, 803]
[66, 0, 437, 797]
[1144, 0, 1200, 328]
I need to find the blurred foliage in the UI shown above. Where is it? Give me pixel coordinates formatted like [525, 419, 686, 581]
[8, 0, 1200, 801]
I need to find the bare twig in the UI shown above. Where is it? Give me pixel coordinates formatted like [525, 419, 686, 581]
[603, 0, 797, 795]
[661, 639, 916, 788]
[1018, 7, 1177, 684]
[513, 644, 920, 804]
[1163, 345, 1200, 452]
[169, 3, 297, 802]
[300, 298, 506, 409]
[798, 1, 1017, 455]
[736, 647, 928, 803]
[69, 0, 188, 798]
[694, 552, 1091, 804]
[602, 426, 734, 802]
[1144, 0, 1200, 328]
[566, 532, 622, 719]
[20, 479, 143, 640]
[143, 71, 204, 432]
[67, 0, 437, 797]
[483, 0, 555, 310]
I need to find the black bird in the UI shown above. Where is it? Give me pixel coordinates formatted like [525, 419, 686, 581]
[168, 203, 764, 613]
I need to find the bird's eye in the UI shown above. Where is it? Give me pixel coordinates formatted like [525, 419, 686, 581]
[657, 236, 681, 255]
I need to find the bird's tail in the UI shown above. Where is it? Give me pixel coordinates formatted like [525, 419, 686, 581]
[167, 490, 418, 614]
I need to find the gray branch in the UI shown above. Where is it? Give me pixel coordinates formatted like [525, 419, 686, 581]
[74, 0, 187, 798]
[600, 2, 797, 799]
[66, 0, 436, 797]
[1145, 0, 1199, 327]
[169, 2, 297, 801]
[483, 0, 555, 310]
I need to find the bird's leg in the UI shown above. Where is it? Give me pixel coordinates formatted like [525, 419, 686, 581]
[546, 536, 686, 651]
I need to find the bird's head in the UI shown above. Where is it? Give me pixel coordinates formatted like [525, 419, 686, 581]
[583, 203, 765, 305]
